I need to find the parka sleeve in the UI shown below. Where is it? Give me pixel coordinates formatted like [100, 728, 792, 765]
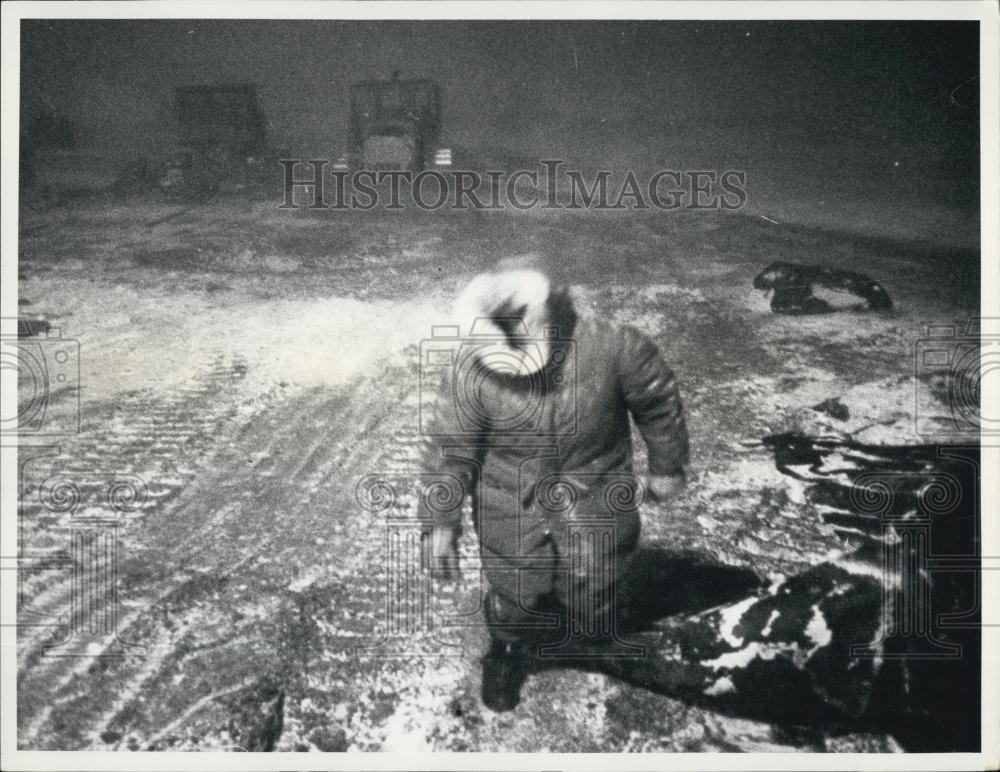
[417, 365, 484, 531]
[618, 326, 689, 475]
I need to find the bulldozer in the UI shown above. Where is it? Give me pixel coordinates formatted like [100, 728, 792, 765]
[337, 72, 451, 172]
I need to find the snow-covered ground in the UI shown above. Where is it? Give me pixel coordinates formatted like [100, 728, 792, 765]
[15, 188, 978, 751]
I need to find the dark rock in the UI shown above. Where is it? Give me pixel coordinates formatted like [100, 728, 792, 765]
[811, 397, 850, 421]
[753, 261, 893, 314]
[17, 317, 51, 338]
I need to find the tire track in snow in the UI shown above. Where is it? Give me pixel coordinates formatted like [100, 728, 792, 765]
[18, 358, 414, 749]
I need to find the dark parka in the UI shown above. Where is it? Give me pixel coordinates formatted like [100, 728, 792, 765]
[420, 292, 688, 602]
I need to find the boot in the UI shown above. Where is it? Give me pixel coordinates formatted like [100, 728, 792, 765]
[480, 638, 529, 712]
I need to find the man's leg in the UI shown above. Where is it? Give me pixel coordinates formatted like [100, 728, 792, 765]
[479, 564, 557, 712]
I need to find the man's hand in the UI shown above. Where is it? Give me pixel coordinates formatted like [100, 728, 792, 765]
[423, 526, 460, 581]
[646, 471, 687, 502]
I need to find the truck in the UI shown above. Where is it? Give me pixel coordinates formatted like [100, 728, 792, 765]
[160, 83, 269, 201]
[338, 73, 451, 172]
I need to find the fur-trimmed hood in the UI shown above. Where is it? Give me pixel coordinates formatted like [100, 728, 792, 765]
[453, 267, 556, 377]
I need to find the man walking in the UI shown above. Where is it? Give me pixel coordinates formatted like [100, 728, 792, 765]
[420, 258, 688, 711]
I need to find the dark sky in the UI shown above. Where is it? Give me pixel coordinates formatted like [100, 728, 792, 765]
[20, 20, 979, 176]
